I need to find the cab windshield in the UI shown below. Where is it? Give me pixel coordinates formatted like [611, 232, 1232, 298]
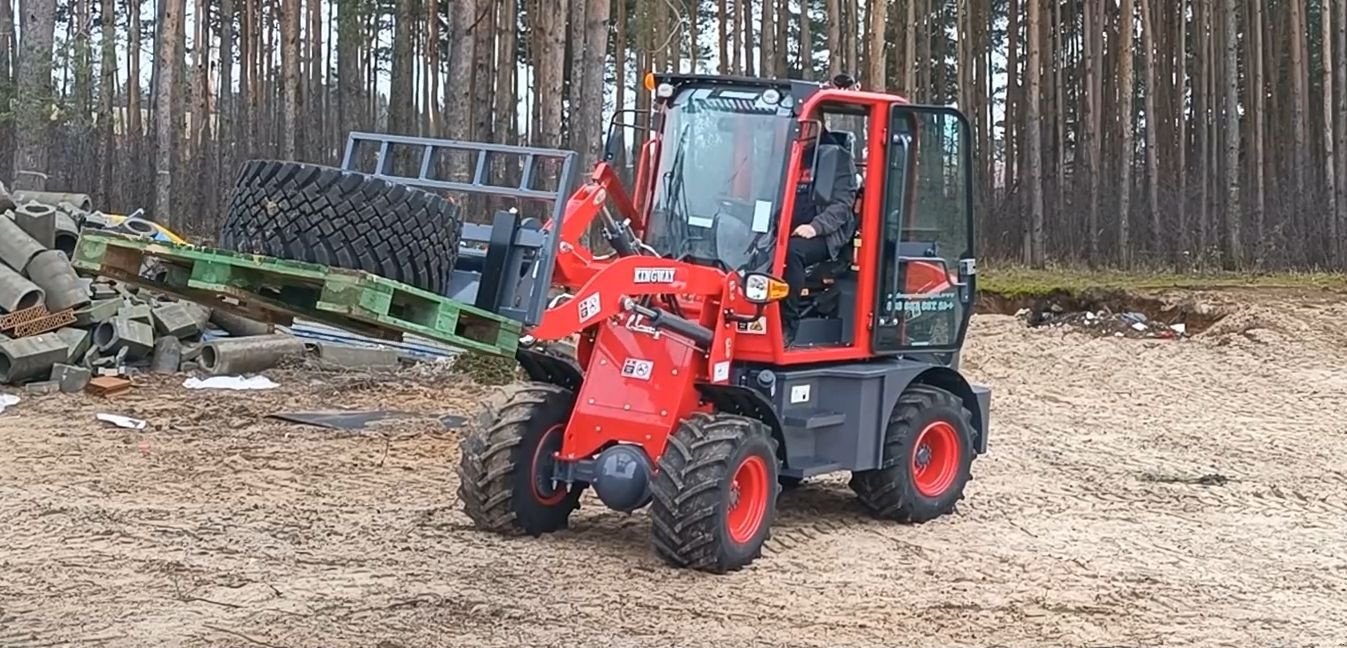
[645, 85, 796, 273]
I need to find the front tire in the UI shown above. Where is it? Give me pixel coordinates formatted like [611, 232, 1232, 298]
[456, 382, 583, 536]
[649, 412, 779, 573]
[849, 384, 975, 522]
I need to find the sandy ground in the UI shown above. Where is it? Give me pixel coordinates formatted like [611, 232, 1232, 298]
[3, 286, 1347, 648]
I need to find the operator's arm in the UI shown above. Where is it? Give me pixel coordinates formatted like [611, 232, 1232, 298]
[807, 154, 859, 236]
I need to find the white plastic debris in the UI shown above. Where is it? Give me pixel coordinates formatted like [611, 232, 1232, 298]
[96, 413, 147, 430]
[1131, 321, 1148, 332]
[183, 375, 280, 391]
[1171, 323, 1187, 335]
[0, 394, 19, 414]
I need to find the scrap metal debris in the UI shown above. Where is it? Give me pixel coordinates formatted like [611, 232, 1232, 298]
[1018, 306, 1188, 339]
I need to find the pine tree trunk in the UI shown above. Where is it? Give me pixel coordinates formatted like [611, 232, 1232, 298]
[538, 0, 564, 150]
[447, 0, 472, 142]
[762, 0, 776, 77]
[799, 0, 813, 79]
[218, 0, 236, 191]
[867, 0, 886, 89]
[825, 0, 841, 77]
[718, 0, 728, 74]
[1196, 0, 1210, 253]
[336, 0, 363, 143]
[280, 0, 299, 156]
[387, 0, 413, 135]
[1005, 0, 1018, 193]
[154, 0, 185, 223]
[98, 0, 117, 204]
[0, 0, 13, 182]
[494, 0, 517, 148]
[1222, 0, 1242, 266]
[1084, 0, 1101, 263]
[1118, 0, 1135, 266]
[472, 0, 495, 142]
[1174, 0, 1188, 254]
[191, 0, 209, 158]
[902, 0, 916, 94]
[1321, 0, 1337, 259]
[1141, 0, 1160, 256]
[12, 0, 57, 191]
[1025, 0, 1044, 266]
[1336, 0, 1347, 263]
[1289, 0, 1309, 251]
[577, 0, 610, 166]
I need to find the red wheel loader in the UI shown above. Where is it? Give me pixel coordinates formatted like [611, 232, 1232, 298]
[340, 73, 990, 573]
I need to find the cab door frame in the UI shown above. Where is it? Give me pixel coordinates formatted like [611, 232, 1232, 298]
[870, 103, 978, 356]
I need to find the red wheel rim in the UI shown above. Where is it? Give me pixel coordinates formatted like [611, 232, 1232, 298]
[911, 421, 961, 497]
[726, 455, 770, 544]
[530, 424, 567, 505]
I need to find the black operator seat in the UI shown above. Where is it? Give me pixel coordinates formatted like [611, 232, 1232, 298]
[803, 132, 862, 284]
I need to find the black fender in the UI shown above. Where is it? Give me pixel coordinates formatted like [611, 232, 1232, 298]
[695, 383, 789, 464]
[902, 366, 990, 455]
[516, 344, 583, 392]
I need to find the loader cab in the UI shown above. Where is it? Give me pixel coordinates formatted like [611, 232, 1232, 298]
[758, 94, 978, 365]
[635, 74, 976, 365]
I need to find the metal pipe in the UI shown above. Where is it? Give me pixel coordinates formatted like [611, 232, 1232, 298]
[199, 334, 306, 375]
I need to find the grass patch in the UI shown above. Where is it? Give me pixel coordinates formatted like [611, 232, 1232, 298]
[981, 265, 1347, 298]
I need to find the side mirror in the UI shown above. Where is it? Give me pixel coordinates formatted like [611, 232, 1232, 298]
[743, 272, 790, 304]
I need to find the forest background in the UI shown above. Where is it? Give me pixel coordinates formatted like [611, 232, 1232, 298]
[1, 0, 1343, 270]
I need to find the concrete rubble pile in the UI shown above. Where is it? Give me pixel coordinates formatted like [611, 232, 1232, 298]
[0, 184, 322, 394]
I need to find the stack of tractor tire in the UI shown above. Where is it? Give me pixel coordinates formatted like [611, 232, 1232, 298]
[218, 160, 466, 296]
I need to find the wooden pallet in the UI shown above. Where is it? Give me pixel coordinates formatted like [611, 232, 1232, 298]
[70, 231, 522, 358]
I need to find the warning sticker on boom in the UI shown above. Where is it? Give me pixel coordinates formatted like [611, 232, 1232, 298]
[578, 294, 602, 322]
[621, 358, 654, 380]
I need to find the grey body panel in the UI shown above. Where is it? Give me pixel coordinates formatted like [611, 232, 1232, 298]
[729, 358, 990, 479]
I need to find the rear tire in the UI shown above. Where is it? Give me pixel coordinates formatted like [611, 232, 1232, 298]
[456, 382, 583, 536]
[649, 412, 779, 573]
[219, 160, 462, 294]
[849, 384, 975, 522]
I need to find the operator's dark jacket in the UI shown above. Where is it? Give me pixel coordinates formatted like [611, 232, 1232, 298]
[794, 144, 860, 259]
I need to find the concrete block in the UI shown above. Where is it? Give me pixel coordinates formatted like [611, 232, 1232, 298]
[118, 302, 153, 323]
[0, 333, 68, 383]
[25, 250, 89, 312]
[74, 299, 120, 326]
[12, 203, 58, 249]
[314, 341, 401, 369]
[0, 262, 45, 312]
[179, 302, 212, 329]
[90, 282, 119, 300]
[10, 191, 92, 212]
[23, 380, 61, 394]
[52, 211, 79, 257]
[0, 180, 14, 212]
[50, 363, 92, 393]
[151, 303, 201, 339]
[92, 316, 154, 359]
[0, 216, 47, 272]
[149, 337, 182, 374]
[54, 327, 92, 364]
